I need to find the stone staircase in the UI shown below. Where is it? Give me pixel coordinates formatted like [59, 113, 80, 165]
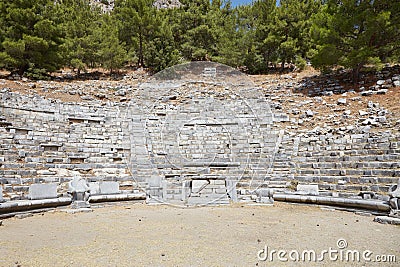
[289, 131, 400, 198]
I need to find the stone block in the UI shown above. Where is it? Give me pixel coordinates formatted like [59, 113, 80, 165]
[99, 181, 119, 195]
[192, 180, 209, 193]
[89, 182, 100, 195]
[255, 188, 274, 204]
[226, 180, 238, 202]
[181, 180, 191, 201]
[0, 185, 3, 202]
[296, 184, 319, 196]
[147, 176, 162, 187]
[389, 179, 400, 198]
[29, 183, 58, 200]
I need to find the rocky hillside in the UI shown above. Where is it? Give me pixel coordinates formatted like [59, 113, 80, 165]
[1, 67, 399, 134]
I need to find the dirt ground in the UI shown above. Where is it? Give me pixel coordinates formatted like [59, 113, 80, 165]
[0, 202, 398, 267]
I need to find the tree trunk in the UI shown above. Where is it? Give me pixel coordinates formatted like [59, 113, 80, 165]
[138, 30, 144, 67]
[352, 63, 362, 84]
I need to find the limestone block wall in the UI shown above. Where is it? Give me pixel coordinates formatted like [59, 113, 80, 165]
[0, 91, 132, 200]
[289, 131, 400, 196]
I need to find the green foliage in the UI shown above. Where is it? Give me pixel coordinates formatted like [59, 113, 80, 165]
[95, 14, 127, 74]
[0, 0, 63, 76]
[144, 11, 182, 72]
[114, 0, 158, 67]
[0, 0, 398, 78]
[311, 0, 400, 80]
[294, 56, 307, 71]
[53, 0, 103, 74]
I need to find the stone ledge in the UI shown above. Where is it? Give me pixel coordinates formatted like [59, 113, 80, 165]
[88, 193, 146, 203]
[274, 193, 390, 212]
[0, 197, 72, 214]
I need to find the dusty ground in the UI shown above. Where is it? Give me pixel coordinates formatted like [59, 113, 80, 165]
[0, 202, 398, 267]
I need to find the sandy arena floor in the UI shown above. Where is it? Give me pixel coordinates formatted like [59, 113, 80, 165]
[0, 202, 399, 267]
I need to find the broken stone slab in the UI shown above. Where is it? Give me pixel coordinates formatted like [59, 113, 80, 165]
[28, 183, 58, 200]
[376, 80, 386, 85]
[377, 89, 388, 94]
[305, 110, 314, 117]
[360, 90, 374, 96]
[337, 98, 347, 105]
[255, 188, 274, 204]
[114, 89, 126, 96]
[374, 216, 400, 225]
[362, 118, 378, 126]
[71, 201, 90, 209]
[296, 184, 319, 196]
[389, 179, 400, 198]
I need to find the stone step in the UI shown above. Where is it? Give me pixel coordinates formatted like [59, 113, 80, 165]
[296, 168, 398, 177]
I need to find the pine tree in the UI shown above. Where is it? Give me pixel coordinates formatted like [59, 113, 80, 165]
[96, 14, 127, 75]
[144, 9, 181, 72]
[311, 0, 400, 81]
[176, 0, 215, 61]
[53, 0, 103, 75]
[0, 0, 63, 78]
[114, 0, 158, 68]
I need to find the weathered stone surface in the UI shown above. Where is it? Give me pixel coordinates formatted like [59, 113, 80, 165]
[1, 62, 400, 207]
[389, 179, 400, 198]
[99, 181, 119, 195]
[374, 216, 400, 225]
[337, 98, 347, 105]
[29, 183, 58, 200]
[89, 182, 100, 195]
[296, 184, 319, 196]
[255, 188, 274, 204]
[147, 176, 162, 188]
[192, 180, 209, 194]
[0, 186, 3, 202]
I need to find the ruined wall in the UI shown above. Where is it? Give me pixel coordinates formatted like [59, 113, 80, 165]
[0, 91, 132, 200]
[0, 64, 399, 204]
